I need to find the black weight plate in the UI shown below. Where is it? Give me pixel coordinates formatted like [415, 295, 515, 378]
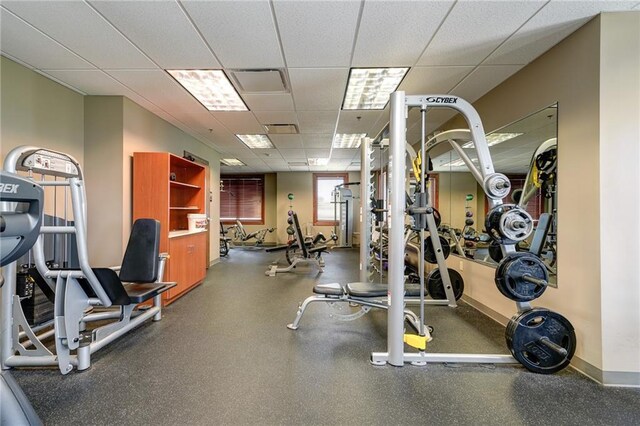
[506, 308, 576, 374]
[427, 268, 464, 300]
[424, 236, 450, 264]
[495, 253, 548, 302]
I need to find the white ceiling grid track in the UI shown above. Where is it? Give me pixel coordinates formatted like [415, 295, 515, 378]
[1, 0, 638, 172]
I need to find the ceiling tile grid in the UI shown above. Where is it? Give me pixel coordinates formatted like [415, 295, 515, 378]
[272, 0, 361, 67]
[2, 0, 636, 172]
[88, 0, 220, 69]
[2, 1, 156, 69]
[0, 7, 94, 70]
[181, 0, 283, 69]
[417, 0, 547, 66]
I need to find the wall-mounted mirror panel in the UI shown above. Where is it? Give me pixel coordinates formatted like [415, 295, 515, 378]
[430, 104, 558, 286]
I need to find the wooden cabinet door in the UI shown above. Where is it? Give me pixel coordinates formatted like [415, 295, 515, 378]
[168, 237, 189, 299]
[191, 233, 207, 283]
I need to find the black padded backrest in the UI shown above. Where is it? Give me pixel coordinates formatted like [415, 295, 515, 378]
[119, 219, 160, 283]
[529, 213, 552, 257]
[291, 213, 308, 257]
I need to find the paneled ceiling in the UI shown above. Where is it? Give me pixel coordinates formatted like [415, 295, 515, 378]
[1, 0, 638, 173]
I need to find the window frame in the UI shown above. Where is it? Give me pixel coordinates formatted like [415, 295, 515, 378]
[220, 174, 266, 225]
[313, 173, 349, 226]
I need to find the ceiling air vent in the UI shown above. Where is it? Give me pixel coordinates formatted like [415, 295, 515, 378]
[288, 161, 308, 166]
[230, 69, 288, 93]
[264, 124, 299, 134]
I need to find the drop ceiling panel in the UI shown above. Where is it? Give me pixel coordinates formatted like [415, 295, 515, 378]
[289, 166, 310, 172]
[0, 9, 94, 70]
[243, 94, 295, 111]
[182, 0, 283, 68]
[39, 69, 131, 95]
[273, 0, 361, 67]
[485, 1, 635, 65]
[399, 66, 474, 95]
[451, 65, 522, 104]
[253, 111, 298, 125]
[331, 149, 358, 159]
[417, 1, 546, 66]
[2, 1, 155, 69]
[270, 134, 304, 149]
[88, 0, 219, 69]
[107, 69, 203, 111]
[297, 111, 339, 134]
[252, 148, 282, 159]
[302, 134, 334, 149]
[279, 149, 307, 159]
[289, 68, 349, 111]
[263, 158, 288, 165]
[210, 112, 265, 134]
[352, 1, 453, 66]
[336, 111, 383, 134]
[305, 148, 330, 158]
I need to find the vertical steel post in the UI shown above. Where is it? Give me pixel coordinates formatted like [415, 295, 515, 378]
[359, 137, 372, 283]
[387, 91, 407, 366]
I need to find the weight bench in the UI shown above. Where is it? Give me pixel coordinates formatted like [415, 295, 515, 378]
[287, 281, 427, 334]
[266, 213, 328, 276]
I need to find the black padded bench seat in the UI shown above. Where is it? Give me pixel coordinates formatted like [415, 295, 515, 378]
[312, 282, 423, 298]
[123, 282, 176, 304]
[313, 283, 344, 296]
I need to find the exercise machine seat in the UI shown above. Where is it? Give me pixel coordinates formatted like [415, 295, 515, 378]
[346, 282, 388, 297]
[312, 283, 344, 296]
[119, 218, 160, 283]
[79, 219, 174, 305]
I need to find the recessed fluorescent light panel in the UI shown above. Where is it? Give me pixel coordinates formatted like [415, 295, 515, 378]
[308, 158, 329, 166]
[462, 133, 523, 149]
[333, 133, 367, 149]
[236, 134, 274, 149]
[342, 68, 409, 110]
[167, 70, 247, 111]
[221, 158, 246, 166]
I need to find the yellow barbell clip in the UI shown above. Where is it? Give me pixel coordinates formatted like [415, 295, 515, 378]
[404, 333, 428, 351]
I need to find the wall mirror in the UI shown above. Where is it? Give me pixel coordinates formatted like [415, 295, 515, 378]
[430, 104, 558, 287]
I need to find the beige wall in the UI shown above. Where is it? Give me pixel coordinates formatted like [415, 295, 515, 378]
[0, 56, 84, 165]
[598, 12, 640, 379]
[84, 97, 124, 265]
[442, 16, 603, 374]
[439, 13, 640, 383]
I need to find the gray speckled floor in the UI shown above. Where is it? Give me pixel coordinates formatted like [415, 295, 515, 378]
[10, 249, 640, 425]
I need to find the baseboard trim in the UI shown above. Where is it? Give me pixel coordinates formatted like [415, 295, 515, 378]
[209, 258, 221, 267]
[462, 295, 640, 388]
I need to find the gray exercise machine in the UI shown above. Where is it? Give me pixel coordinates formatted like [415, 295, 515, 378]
[1, 171, 45, 426]
[265, 212, 328, 276]
[1, 146, 175, 375]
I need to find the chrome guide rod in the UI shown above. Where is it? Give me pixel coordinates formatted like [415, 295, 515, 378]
[386, 91, 407, 366]
[418, 106, 426, 336]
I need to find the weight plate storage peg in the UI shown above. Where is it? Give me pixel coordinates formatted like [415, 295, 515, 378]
[506, 308, 576, 374]
[424, 236, 451, 264]
[485, 204, 533, 244]
[495, 253, 548, 301]
[427, 268, 464, 300]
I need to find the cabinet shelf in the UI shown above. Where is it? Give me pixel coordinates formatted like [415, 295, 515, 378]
[170, 206, 199, 211]
[170, 181, 201, 190]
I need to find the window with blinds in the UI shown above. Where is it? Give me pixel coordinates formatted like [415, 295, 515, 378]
[220, 175, 265, 224]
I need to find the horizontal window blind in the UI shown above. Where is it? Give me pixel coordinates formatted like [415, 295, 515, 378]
[221, 175, 264, 223]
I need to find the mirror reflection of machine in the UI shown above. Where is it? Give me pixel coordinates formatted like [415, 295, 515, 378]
[332, 183, 359, 248]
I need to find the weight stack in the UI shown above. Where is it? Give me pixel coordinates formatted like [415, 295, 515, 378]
[17, 270, 54, 326]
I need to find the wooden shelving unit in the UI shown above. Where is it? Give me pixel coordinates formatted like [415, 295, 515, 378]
[133, 152, 208, 305]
